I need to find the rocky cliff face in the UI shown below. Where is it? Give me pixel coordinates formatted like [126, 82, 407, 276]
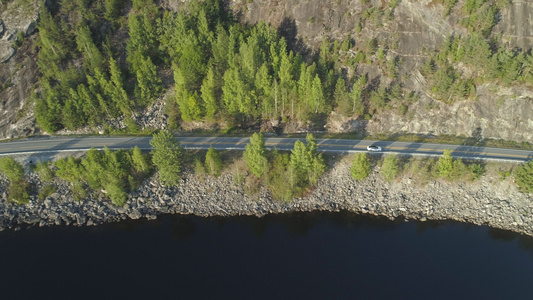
[365, 84, 533, 142]
[1, 0, 533, 142]
[231, 0, 533, 142]
[0, 0, 41, 139]
[234, 0, 532, 59]
[236, 0, 451, 52]
[495, 0, 533, 50]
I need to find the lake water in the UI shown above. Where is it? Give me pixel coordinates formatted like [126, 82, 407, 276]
[1, 212, 532, 299]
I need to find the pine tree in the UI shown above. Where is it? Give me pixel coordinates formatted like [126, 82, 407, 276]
[243, 132, 268, 178]
[222, 67, 258, 119]
[103, 147, 131, 180]
[131, 146, 149, 172]
[449, 158, 468, 180]
[289, 133, 325, 187]
[82, 148, 105, 189]
[127, 9, 159, 61]
[77, 84, 101, 126]
[173, 64, 192, 121]
[135, 55, 162, 107]
[309, 154, 326, 185]
[35, 87, 63, 133]
[351, 152, 371, 180]
[306, 133, 325, 185]
[157, 11, 189, 60]
[349, 77, 364, 116]
[437, 149, 454, 177]
[105, 179, 128, 206]
[36, 6, 72, 79]
[212, 23, 230, 72]
[278, 51, 295, 88]
[514, 160, 533, 193]
[35, 161, 56, 183]
[334, 77, 351, 115]
[0, 157, 24, 182]
[150, 130, 183, 186]
[269, 39, 282, 78]
[205, 146, 223, 177]
[381, 154, 399, 182]
[75, 22, 105, 74]
[91, 69, 117, 117]
[197, 9, 214, 46]
[222, 68, 241, 117]
[297, 63, 314, 101]
[108, 58, 133, 115]
[179, 33, 208, 87]
[187, 92, 204, 121]
[267, 151, 293, 201]
[55, 156, 84, 183]
[290, 140, 312, 188]
[104, 0, 122, 21]
[318, 38, 331, 74]
[7, 180, 30, 204]
[323, 69, 336, 104]
[240, 34, 263, 81]
[62, 97, 84, 130]
[201, 65, 218, 119]
[376, 47, 385, 61]
[310, 75, 325, 114]
[306, 133, 318, 157]
[255, 63, 273, 118]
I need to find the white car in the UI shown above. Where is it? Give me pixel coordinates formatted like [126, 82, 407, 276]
[366, 145, 382, 152]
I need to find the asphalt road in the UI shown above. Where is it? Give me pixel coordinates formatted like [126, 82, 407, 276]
[0, 135, 531, 162]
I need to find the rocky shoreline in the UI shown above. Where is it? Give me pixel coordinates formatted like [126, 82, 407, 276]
[1, 157, 532, 236]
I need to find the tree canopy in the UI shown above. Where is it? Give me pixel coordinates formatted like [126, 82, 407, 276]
[205, 146, 223, 177]
[150, 130, 183, 186]
[381, 154, 399, 182]
[243, 132, 268, 178]
[0, 157, 24, 182]
[437, 149, 454, 177]
[351, 152, 371, 180]
[54, 146, 152, 205]
[514, 160, 533, 193]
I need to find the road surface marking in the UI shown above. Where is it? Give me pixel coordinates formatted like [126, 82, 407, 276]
[1, 138, 530, 161]
[179, 141, 531, 158]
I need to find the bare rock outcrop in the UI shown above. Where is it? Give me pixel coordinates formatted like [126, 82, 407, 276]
[495, 0, 533, 50]
[0, 0, 41, 39]
[0, 0, 41, 140]
[364, 85, 533, 142]
[0, 35, 39, 139]
[0, 40, 14, 63]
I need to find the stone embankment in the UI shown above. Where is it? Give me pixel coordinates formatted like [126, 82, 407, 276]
[1, 159, 532, 236]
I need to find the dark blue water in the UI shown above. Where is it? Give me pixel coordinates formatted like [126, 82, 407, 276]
[1, 212, 532, 299]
